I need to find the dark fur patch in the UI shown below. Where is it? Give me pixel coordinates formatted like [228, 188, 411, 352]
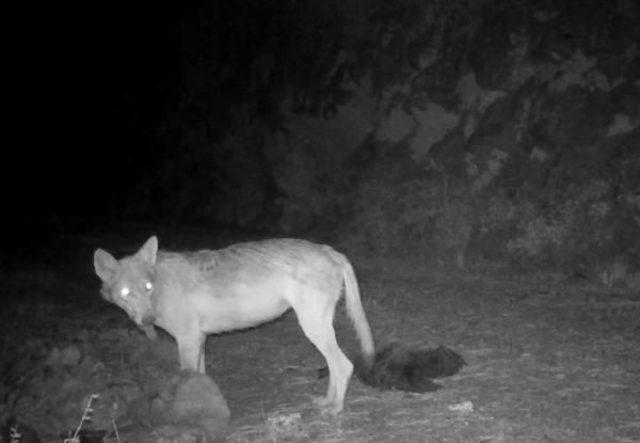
[353, 343, 466, 393]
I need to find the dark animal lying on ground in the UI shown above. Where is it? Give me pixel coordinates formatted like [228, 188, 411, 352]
[353, 343, 466, 392]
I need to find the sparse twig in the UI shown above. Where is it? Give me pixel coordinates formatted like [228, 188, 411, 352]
[9, 424, 21, 443]
[112, 416, 121, 443]
[63, 394, 99, 443]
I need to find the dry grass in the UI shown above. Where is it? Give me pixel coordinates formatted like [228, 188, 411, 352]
[1, 255, 638, 442]
[206, 264, 639, 442]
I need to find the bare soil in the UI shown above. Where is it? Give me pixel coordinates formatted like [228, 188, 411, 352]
[1, 232, 638, 442]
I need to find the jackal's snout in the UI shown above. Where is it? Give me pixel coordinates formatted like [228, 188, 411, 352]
[139, 313, 156, 325]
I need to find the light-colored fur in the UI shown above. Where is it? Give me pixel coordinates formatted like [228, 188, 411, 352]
[94, 236, 374, 414]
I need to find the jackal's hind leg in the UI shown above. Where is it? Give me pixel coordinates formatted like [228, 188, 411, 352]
[294, 299, 353, 414]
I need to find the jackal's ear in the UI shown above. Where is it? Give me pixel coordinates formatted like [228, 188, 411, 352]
[137, 236, 158, 265]
[94, 249, 118, 281]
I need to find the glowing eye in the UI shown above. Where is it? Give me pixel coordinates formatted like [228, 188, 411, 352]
[120, 287, 130, 297]
[145, 282, 153, 291]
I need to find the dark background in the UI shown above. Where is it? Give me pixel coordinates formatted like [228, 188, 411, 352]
[9, 1, 183, 218]
[5, 0, 639, 274]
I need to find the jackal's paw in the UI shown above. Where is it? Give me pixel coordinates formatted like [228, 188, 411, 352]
[312, 396, 342, 415]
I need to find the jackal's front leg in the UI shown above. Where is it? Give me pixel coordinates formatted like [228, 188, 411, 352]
[176, 334, 207, 373]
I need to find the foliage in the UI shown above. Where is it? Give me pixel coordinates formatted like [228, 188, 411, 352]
[345, 136, 639, 270]
[472, 173, 640, 269]
[138, 0, 639, 275]
[274, 147, 336, 232]
[149, 0, 357, 225]
[345, 168, 474, 266]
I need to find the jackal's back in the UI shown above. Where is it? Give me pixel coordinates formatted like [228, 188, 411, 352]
[155, 238, 344, 293]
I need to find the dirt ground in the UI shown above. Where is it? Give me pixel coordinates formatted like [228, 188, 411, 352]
[1, 231, 639, 442]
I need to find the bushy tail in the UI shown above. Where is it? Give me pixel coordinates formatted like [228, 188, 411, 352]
[334, 251, 375, 366]
[323, 249, 465, 393]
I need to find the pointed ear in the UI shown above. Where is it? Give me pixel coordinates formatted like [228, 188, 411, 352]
[137, 236, 158, 265]
[94, 249, 118, 281]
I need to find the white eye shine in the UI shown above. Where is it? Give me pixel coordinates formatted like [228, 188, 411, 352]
[145, 281, 153, 291]
[120, 287, 130, 297]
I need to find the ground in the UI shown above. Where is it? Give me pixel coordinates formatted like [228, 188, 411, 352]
[1, 229, 639, 442]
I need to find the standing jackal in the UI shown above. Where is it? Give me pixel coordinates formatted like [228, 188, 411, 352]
[93, 236, 374, 414]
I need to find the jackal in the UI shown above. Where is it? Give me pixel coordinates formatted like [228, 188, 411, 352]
[94, 236, 374, 414]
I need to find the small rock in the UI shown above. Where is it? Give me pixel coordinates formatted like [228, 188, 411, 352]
[166, 370, 230, 442]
